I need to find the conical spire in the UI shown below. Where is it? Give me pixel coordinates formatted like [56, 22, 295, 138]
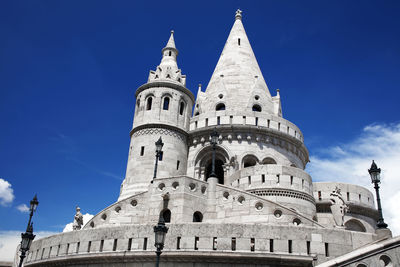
[147, 31, 186, 86]
[164, 30, 176, 51]
[202, 10, 275, 114]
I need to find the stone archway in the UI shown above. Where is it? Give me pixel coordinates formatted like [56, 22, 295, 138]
[194, 145, 229, 185]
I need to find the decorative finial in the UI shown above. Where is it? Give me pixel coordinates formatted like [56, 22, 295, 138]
[235, 9, 242, 20]
[276, 89, 280, 97]
[171, 30, 174, 34]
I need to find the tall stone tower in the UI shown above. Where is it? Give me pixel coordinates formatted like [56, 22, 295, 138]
[119, 31, 194, 200]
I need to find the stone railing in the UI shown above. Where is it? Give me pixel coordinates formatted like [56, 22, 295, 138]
[23, 223, 376, 266]
[189, 113, 303, 142]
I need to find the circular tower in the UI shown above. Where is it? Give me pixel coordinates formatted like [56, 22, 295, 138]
[187, 11, 314, 218]
[119, 31, 194, 200]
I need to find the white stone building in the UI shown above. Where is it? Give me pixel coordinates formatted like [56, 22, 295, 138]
[16, 10, 400, 267]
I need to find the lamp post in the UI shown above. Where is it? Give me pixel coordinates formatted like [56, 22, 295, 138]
[153, 137, 164, 181]
[368, 160, 388, 229]
[209, 128, 219, 178]
[18, 195, 39, 267]
[153, 216, 168, 267]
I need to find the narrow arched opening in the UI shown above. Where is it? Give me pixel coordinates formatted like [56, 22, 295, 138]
[179, 102, 185, 115]
[163, 97, 170, 110]
[146, 97, 153, 110]
[216, 103, 225, 111]
[160, 209, 171, 223]
[193, 211, 203, 222]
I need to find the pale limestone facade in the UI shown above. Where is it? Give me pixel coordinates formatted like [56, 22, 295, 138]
[17, 10, 399, 267]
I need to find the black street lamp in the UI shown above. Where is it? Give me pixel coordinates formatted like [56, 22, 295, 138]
[368, 160, 388, 229]
[153, 216, 168, 267]
[18, 195, 39, 267]
[209, 128, 219, 178]
[153, 137, 164, 181]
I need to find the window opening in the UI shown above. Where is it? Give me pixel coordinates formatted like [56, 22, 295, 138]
[288, 240, 292, 253]
[128, 239, 132, 251]
[217, 116, 220, 125]
[213, 237, 217, 250]
[194, 237, 199, 250]
[290, 176, 293, 185]
[113, 239, 117, 251]
[163, 97, 170, 110]
[252, 105, 262, 112]
[307, 241, 311, 255]
[76, 242, 80, 253]
[238, 38, 241, 46]
[318, 191, 322, 200]
[179, 102, 185, 115]
[140, 146, 144, 156]
[177, 160, 180, 170]
[216, 103, 225, 111]
[143, 238, 148, 250]
[205, 118, 208, 127]
[325, 243, 329, 257]
[262, 174, 265, 183]
[231, 237, 236, 251]
[193, 211, 203, 222]
[250, 238, 255, 252]
[248, 176, 251, 185]
[146, 97, 152, 110]
[255, 117, 258, 126]
[177, 237, 181, 250]
[270, 239, 274, 252]
[347, 192, 350, 201]
[99, 240, 104, 252]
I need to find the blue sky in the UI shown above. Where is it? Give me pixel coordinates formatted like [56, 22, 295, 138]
[1, 0, 400, 253]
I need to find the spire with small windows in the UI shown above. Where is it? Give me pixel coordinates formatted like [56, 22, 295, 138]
[148, 30, 186, 86]
[199, 10, 281, 116]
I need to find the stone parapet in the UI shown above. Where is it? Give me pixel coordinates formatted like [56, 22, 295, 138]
[23, 223, 376, 267]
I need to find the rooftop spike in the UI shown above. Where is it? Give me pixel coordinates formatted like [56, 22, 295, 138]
[164, 30, 176, 50]
[235, 9, 242, 20]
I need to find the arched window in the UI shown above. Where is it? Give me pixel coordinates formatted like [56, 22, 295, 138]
[262, 157, 277, 165]
[242, 155, 258, 168]
[169, 51, 171, 56]
[146, 97, 153, 110]
[160, 209, 171, 223]
[163, 97, 170, 110]
[252, 104, 262, 112]
[216, 103, 225, 111]
[344, 219, 366, 232]
[193, 211, 203, 222]
[179, 102, 185, 115]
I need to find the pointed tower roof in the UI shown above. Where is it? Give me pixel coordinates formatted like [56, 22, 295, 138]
[163, 30, 177, 52]
[147, 31, 186, 86]
[202, 10, 274, 114]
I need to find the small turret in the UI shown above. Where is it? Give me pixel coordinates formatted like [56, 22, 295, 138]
[148, 30, 186, 86]
[120, 31, 194, 200]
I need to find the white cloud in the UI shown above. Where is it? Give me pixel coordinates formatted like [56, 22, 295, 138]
[63, 213, 94, 232]
[16, 204, 30, 213]
[0, 178, 14, 206]
[0, 230, 58, 262]
[307, 122, 400, 236]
